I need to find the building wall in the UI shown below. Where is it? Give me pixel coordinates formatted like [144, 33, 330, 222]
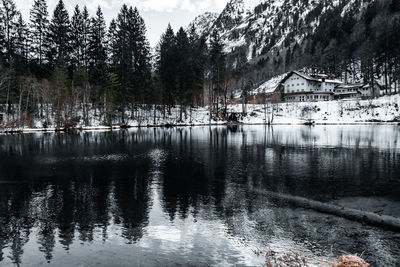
[360, 87, 373, 98]
[283, 74, 310, 94]
[320, 82, 336, 92]
[283, 73, 339, 96]
[285, 93, 333, 102]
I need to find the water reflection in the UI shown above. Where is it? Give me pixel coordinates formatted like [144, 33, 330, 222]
[0, 125, 399, 266]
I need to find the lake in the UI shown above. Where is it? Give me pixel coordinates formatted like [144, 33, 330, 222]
[0, 125, 399, 266]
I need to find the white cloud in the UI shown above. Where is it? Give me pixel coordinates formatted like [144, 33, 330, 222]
[122, 0, 227, 13]
[14, 0, 228, 46]
[16, 0, 227, 21]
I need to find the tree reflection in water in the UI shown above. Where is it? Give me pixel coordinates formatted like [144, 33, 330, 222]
[0, 125, 399, 266]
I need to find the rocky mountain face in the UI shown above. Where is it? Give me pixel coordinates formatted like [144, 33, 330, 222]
[188, 0, 399, 90]
[210, 0, 367, 71]
[187, 12, 219, 37]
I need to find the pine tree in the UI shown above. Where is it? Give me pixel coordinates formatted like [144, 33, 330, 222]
[209, 30, 226, 114]
[157, 24, 176, 110]
[70, 5, 82, 69]
[175, 27, 191, 120]
[107, 19, 118, 68]
[81, 6, 90, 70]
[46, 0, 71, 66]
[114, 4, 131, 105]
[127, 7, 151, 104]
[188, 25, 198, 45]
[88, 6, 107, 85]
[1, 0, 18, 64]
[15, 13, 29, 69]
[29, 0, 48, 67]
[189, 26, 207, 106]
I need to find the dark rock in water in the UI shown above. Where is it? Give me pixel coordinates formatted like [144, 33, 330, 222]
[304, 121, 315, 126]
[228, 113, 239, 122]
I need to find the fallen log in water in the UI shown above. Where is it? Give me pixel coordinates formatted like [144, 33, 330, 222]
[256, 189, 400, 232]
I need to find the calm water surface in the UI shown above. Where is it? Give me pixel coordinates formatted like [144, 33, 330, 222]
[0, 125, 400, 266]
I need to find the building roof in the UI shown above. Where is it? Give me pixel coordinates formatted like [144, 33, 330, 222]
[293, 71, 320, 82]
[334, 91, 362, 96]
[363, 81, 385, 89]
[280, 71, 318, 84]
[324, 79, 343, 84]
[336, 83, 364, 89]
[280, 71, 342, 84]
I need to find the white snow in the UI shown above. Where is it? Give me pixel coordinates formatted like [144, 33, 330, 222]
[186, 12, 219, 37]
[253, 73, 287, 94]
[1, 94, 399, 134]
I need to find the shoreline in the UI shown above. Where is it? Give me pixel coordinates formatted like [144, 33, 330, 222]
[1, 94, 399, 134]
[1, 120, 399, 134]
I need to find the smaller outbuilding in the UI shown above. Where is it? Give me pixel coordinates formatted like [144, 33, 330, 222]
[334, 83, 363, 100]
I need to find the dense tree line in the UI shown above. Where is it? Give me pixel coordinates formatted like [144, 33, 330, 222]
[0, 0, 227, 128]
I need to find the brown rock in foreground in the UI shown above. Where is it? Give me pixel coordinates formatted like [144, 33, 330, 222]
[334, 255, 370, 267]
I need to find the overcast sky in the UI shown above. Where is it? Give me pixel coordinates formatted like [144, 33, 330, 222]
[15, 0, 227, 47]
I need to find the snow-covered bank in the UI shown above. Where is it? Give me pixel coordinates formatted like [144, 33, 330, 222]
[236, 94, 400, 125]
[1, 94, 400, 134]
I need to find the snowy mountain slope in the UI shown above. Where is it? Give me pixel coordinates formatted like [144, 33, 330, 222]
[196, 0, 371, 68]
[187, 12, 219, 37]
[213, 0, 264, 32]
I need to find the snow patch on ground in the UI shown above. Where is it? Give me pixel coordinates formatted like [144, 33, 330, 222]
[1, 95, 400, 134]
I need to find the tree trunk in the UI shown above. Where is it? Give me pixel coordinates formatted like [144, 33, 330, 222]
[6, 76, 10, 120]
[209, 82, 213, 124]
[153, 105, 156, 125]
[18, 84, 23, 120]
[385, 55, 389, 95]
[179, 103, 183, 122]
[190, 105, 192, 124]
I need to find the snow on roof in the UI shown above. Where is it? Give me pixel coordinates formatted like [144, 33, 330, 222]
[254, 73, 287, 94]
[290, 71, 343, 84]
[325, 79, 343, 84]
[337, 83, 363, 88]
[292, 71, 319, 82]
[335, 91, 362, 95]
